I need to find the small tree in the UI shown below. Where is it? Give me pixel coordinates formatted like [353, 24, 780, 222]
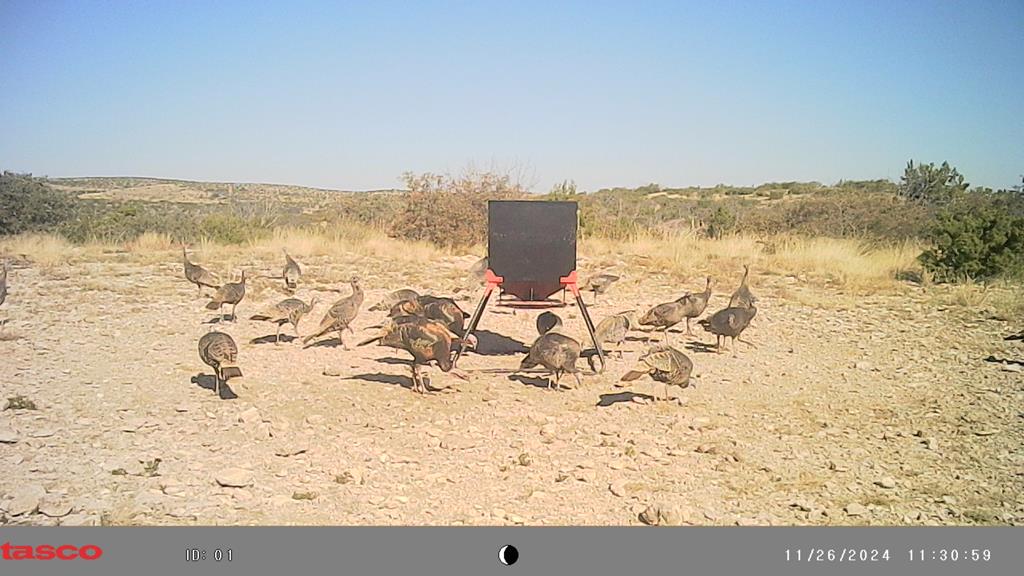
[0, 171, 77, 235]
[919, 192, 1024, 281]
[705, 206, 737, 239]
[390, 170, 526, 248]
[898, 160, 969, 204]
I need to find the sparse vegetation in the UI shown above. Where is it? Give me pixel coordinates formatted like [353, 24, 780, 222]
[390, 170, 526, 248]
[0, 172, 76, 235]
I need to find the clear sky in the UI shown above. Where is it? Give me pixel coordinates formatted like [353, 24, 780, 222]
[2, 0, 1022, 192]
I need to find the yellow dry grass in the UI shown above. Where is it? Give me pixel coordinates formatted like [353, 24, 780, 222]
[0, 228, 990, 301]
[0, 233, 77, 268]
[581, 231, 922, 293]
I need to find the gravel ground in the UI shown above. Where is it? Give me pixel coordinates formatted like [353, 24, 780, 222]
[1, 251, 1022, 526]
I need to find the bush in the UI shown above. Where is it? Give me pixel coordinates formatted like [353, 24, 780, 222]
[705, 206, 736, 238]
[898, 160, 969, 205]
[919, 193, 1024, 281]
[0, 171, 77, 235]
[390, 170, 525, 248]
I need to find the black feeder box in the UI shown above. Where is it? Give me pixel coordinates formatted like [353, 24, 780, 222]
[453, 200, 607, 373]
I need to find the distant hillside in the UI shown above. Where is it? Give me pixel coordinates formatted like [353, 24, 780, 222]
[45, 176, 404, 206]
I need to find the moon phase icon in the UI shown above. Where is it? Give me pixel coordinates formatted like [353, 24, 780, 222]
[498, 545, 519, 566]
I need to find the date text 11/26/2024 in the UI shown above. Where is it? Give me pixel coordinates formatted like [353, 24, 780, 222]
[185, 548, 233, 562]
[785, 549, 992, 562]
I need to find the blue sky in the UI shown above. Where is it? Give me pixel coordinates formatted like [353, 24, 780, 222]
[1, 0, 1022, 191]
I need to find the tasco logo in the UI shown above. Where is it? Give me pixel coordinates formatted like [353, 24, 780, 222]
[1, 542, 104, 560]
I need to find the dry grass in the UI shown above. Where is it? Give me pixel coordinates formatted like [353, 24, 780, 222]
[928, 282, 1024, 319]
[128, 232, 177, 253]
[246, 224, 445, 263]
[0, 233, 77, 268]
[582, 231, 922, 293]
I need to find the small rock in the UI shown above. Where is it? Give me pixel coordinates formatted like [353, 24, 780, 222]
[695, 444, 716, 454]
[291, 491, 318, 501]
[238, 407, 261, 424]
[854, 361, 874, 371]
[639, 503, 691, 526]
[60, 513, 100, 527]
[394, 495, 409, 504]
[508, 514, 524, 524]
[941, 495, 957, 505]
[215, 468, 253, 488]
[491, 507, 507, 520]
[974, 429, 998, 437]
[540, 424, 556, 437]
[5, 484, 46, 516]
[875, 477, 897, 489]
[0, 428, 19, 444]
[609, 480, 629, 497]
[845, 503, 868, 517]
[38, 496, 73, 518]
[923, 438, 938, 450]
[274, 445, 309, 458]
[1001, 364, 1022, 373]
[440, 436, 477, 450]
[323, 367, 343, 377]
[334, 467, 366, 485]
[28, 428, 56, 438]
[790, 500, 813, 512]
[517, 453, 532, 467]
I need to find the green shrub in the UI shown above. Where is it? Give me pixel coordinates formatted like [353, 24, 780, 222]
[0, 171, 77, 235]
[705, 206, 737, 239]
[898, 160, 969, 205]
[919, 193, 1024, 281]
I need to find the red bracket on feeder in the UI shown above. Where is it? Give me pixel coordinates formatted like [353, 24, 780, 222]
[483, 269, 504, 296]
[559, 270, 581, 297]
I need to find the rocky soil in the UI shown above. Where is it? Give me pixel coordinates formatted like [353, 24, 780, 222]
[1, 251, 1022, 526]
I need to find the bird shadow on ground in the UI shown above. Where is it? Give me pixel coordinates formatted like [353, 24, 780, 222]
[984, 355, 1024, 366]
[508, 374, 558, 390]
[204, 315, 238, 325]
[374, 357, 411, 366]
[190, 374, 238, 400]
[250, 334, 298, 345]
[596, 391, 654, 407]
[472, 330, 528, 356]
[303, 337, 347, 349]
[349, 372, 415, 390]
[684, 341, 719, 354]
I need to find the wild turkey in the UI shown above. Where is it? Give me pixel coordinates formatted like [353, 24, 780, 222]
[198, 331, 243, 397]
[469, 256, 488, 281]
[728, 265, 757, 309]
[595, 310, 638, 358]
[205, 271, 246, 322]
[183, 247, 219, 295]
[420, 296, 468, 336]
[0, 260, 7, 308]
[620, 345, 694, 401]
[282, 250, 301, 290]
[358, 315, 469, 393]
[674, 277, 714, 335]
[699, 305, 758, 356]
[536, 311, 563, 335]
[388, 298, 425, 318]
[519, 332, 583, 390]
[1006, 330, 1024, 342]
[638, 300, 687, 343]
[303, 277, 363, 349]
[369, 288, 420, 311]
[583, 273, 620, 303]
[250, 296, 318, 344]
